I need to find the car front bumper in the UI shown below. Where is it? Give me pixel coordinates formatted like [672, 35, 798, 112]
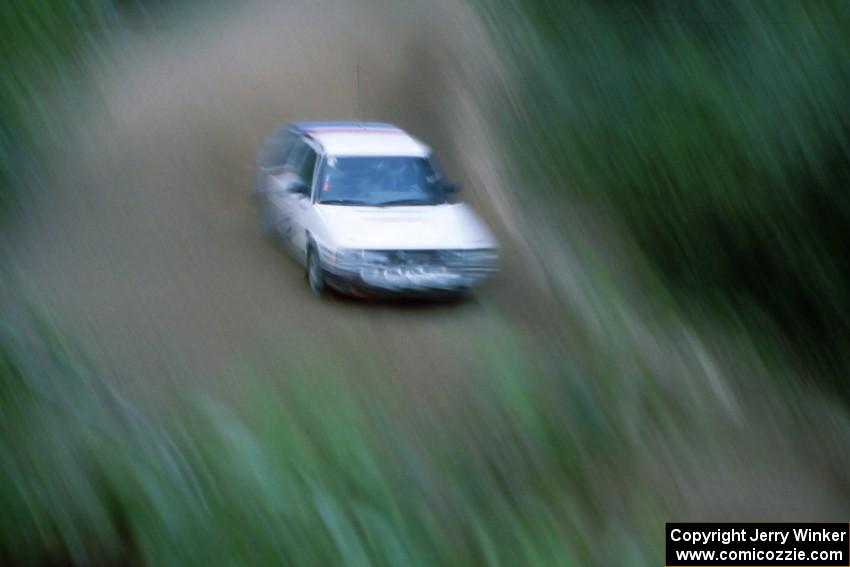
[323, 265, 494, 297]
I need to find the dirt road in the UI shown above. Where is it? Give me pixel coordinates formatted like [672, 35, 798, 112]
[0, 0, 554, 409]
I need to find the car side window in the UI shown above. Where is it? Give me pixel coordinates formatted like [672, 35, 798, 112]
[298, 147, 318, 193]
[285, 137, 308, 171]
[269, 134, 294, 167]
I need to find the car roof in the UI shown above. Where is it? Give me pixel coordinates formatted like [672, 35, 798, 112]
[291, 121, 430, 157]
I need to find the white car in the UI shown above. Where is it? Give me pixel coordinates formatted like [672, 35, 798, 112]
[253, 121, 498, 297]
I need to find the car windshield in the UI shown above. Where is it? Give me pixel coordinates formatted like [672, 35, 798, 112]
[317, 156, 453, 206]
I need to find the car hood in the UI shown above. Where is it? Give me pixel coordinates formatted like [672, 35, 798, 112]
[315, 203, 497, 250]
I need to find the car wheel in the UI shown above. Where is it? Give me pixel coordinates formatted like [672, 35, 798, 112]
[307, 247, 327, 295]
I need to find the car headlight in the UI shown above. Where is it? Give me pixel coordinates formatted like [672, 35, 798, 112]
[322, 248, 390, 271]
[461, 249, 499, 266]
[360, 251, 391, 265]
[444, 249, 499, 270]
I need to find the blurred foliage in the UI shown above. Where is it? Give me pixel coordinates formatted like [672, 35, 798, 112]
[0, 0, 114, 214]
[478, 0, 850, 385]
[0, 317, 703, 565]
[2, 2, 847, 564]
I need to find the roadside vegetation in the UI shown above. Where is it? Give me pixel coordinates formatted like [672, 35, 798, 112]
[1, 0, 849, 565]
[476, 0, 850, 395]
[0, 1, 115, 216]
[3, 313, 714, 565]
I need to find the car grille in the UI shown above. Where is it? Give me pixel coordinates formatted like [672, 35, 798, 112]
[384, 250, 497, 272]
[386, 250, 445, 267]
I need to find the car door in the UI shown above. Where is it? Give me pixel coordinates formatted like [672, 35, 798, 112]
[266, 136, 309, 242]
[284, 143, 319, 262]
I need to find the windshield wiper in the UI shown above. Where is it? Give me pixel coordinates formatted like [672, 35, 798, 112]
[319, 199, 371, 206]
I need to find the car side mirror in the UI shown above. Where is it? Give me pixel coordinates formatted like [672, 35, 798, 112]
[290, 180, 310, 197]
